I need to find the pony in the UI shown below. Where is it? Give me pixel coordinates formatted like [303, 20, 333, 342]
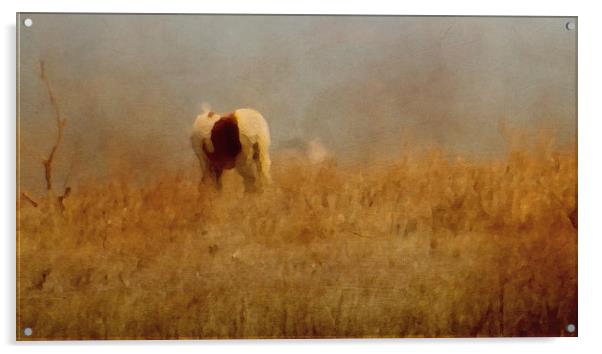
[191, 107, 271, 192]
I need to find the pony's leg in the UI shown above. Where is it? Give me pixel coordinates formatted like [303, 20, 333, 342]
[253, 142, 271, 186]
[192, 135, 214, 192]
[240, 169, 259, 193]
[196, 161, 211, 193]
[236, 159, 260, 193]
[197, 167, 222, 195]
[210, 166, 223, 190]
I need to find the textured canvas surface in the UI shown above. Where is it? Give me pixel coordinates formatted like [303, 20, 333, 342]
[16, 14, 577, 340]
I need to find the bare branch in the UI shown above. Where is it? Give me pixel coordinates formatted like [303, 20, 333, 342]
[39, 60, 67, 192]
[58, 187, 72, 211]
[21, 192, 39, 208]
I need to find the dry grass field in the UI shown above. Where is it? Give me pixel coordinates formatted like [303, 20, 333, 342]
[17, 136, 577, 339]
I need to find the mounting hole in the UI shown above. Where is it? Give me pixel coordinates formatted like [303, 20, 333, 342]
[566, 21, 575, 31]
[23, 18, 33, 27]
[23, 327, 32, 336]
[566, 323, 576, 333]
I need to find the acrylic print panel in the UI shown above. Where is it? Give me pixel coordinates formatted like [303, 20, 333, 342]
[16, 14, 577, 340]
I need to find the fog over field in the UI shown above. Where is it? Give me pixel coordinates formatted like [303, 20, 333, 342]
[18, 15, 575, 193]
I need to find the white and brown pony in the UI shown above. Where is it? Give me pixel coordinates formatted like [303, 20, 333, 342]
[191, 107, 271, 192]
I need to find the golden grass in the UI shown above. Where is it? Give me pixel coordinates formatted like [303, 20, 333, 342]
[17, 141, 577, 339]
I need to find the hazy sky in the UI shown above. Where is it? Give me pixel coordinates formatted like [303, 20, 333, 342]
[18, 14, 577, 192]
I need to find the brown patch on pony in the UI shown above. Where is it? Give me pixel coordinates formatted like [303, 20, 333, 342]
[203, 113, 241, 171]
[207, 111, 215, 118]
